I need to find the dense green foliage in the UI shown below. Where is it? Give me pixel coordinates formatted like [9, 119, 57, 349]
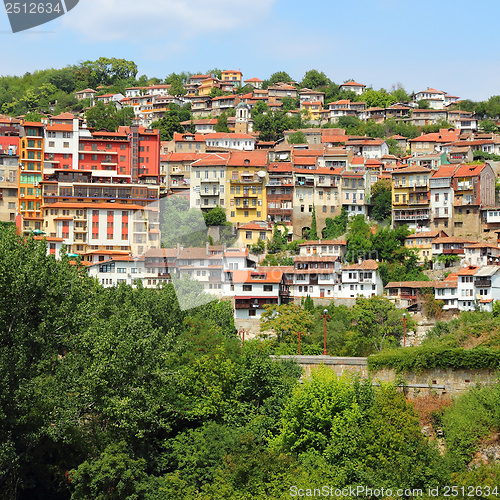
[4, 225, 500, 497]
[264, 297, 414, 357]
[368, 345, 500, 372]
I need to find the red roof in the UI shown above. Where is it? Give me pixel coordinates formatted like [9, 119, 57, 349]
[244, 77, 263, 82]
[232, 269, 283, 284]
[46, 124, 73, 131]
[431, 166, 459, 179]
[343, 259, 378, 270]
[453, 164, 485, 178]
[457, 266, 480, 276]
[341, 81, 366, 87]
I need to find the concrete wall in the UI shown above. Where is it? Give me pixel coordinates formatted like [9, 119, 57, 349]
[275, 355, 500, 398]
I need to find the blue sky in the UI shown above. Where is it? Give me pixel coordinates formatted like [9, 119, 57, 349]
[0, 0, 498, 101]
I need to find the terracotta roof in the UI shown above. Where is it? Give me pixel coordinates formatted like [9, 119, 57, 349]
[431, 166, 459, 178]
[433, 237, 475, 245]
[453, 164, 485, 177]
[46, 124, 73, 131]
[206, 132, 254, 140]
[457, 265, 480, 276]
[464, 243, 500, 249]
[268, 162, 293, 172]
[144, 248, 178, 258]
[238, 222, 271, 231]
[173, 132, 205, 142]
[341, 81, 366, 87]
[231, 269, 284, 284]
[434, 280, 457, 289]
[244, 77, 263, 82]
[406, 231, 445, 239]
[391, 165, 431, 174]
[51, 112, 76, 119]
[227, 150, 267, 166]
[417, 88, 445, 94]
[385, 281, 434, 289]
[350, 157, 365, 165]
[298, 239, 346, 246]
[343, 259, 378, 270]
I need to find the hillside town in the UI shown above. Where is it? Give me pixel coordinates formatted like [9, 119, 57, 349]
[2, 68, 500, 333]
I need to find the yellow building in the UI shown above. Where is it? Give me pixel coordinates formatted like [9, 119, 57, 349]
[221, 70, 243, 86]
[198, 77, 221, 96]
[300, 101, 323, 121]
[226, 150, 268, 224]
[404, 230, 448, 262]
[391, 165, 431, 231]
[18, 121, 44, 234]
[235, 220, 273, 249]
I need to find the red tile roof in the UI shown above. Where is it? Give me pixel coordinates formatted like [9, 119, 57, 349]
[343, 259, 378, 270]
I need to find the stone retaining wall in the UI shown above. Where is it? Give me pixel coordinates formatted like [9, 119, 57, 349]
[275, 355, 500, 398]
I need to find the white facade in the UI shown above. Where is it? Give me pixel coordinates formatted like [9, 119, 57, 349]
[205, 134, 255, 151]
[190, 161, 226, 210]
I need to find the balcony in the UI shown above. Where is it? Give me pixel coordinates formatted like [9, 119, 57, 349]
[230, 176, 261, 184]
[407, 198, 430, 206]
[201, 191, 220, 197]
[409, 183, 429, 191]
[393, 211, 430, 221]
[475, 279, 491, 288]
[442, 248, 464, 255]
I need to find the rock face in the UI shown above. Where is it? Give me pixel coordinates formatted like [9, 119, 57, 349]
[470, 434, 500, 468]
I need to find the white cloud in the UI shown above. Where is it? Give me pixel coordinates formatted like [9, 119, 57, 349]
[61, 0, 277, 43]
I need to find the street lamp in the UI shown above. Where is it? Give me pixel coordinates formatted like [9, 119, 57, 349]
[321, 308, 331, 355]
[402, 312, 407, 347]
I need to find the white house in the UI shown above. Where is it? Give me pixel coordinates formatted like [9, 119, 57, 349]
[87, 256, 147, 287]
[464, 243, 500, 267]
[205, 133, 255, 151]
[231, 268, 284, 319]
[339, 81, 366, 95]
[340, 260, 383, 298]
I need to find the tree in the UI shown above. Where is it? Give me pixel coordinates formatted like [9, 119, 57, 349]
[337, 115, 364, 135]
[479, 119, 499, 133]
[362, 88, 397, 108]
[165, 72, 187, 96]
[300, 70, 330, 90]
[281, 96, 298, 111]
[260, 303, 314, 343]
[267, 71, 293, 86]
[23, 111, 44, 122]
[85, 101, 130, 131]
[215, 111, 230, 133]
[322, 208, 348, 239]
[307, 205, 318, 240]
[250, 238, 266, 255]
[203, 205, 228, 227]
[351, 296, 414, 352]
[303, 295, 314, 311]
[266, 223, 287, 254]
[417, 99, 430, 109]
[287, 130, 307, 144]
[370, 179, 392, 221]
[151, 104, 191, 141]
[345, 215, 372, 262]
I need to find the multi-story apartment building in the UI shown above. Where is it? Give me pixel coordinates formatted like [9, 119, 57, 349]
[392, 165, 431, 231]
[293, 164, 343, 239]
[266, 162, 293, 226]
[404, 230, 448, 262]
[42, 202, 161, 256]
[18, 121, 44, 233]
[190, 153, 228, 211]
[226, 150, 267, 224]
[0, 152, 19, 224]
[341, 171, 370, 217]
[429, 166, 458, 231]
[232, 267, 286, 319]
[340, 260, 383, 299]
[452, 163, 495, 237]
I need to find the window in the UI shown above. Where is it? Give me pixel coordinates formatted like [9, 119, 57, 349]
[248, 309, 256, 317]
[263, 285, 273, 292]
[243, 284, 252, 291]
[246, 231, 252, 239]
